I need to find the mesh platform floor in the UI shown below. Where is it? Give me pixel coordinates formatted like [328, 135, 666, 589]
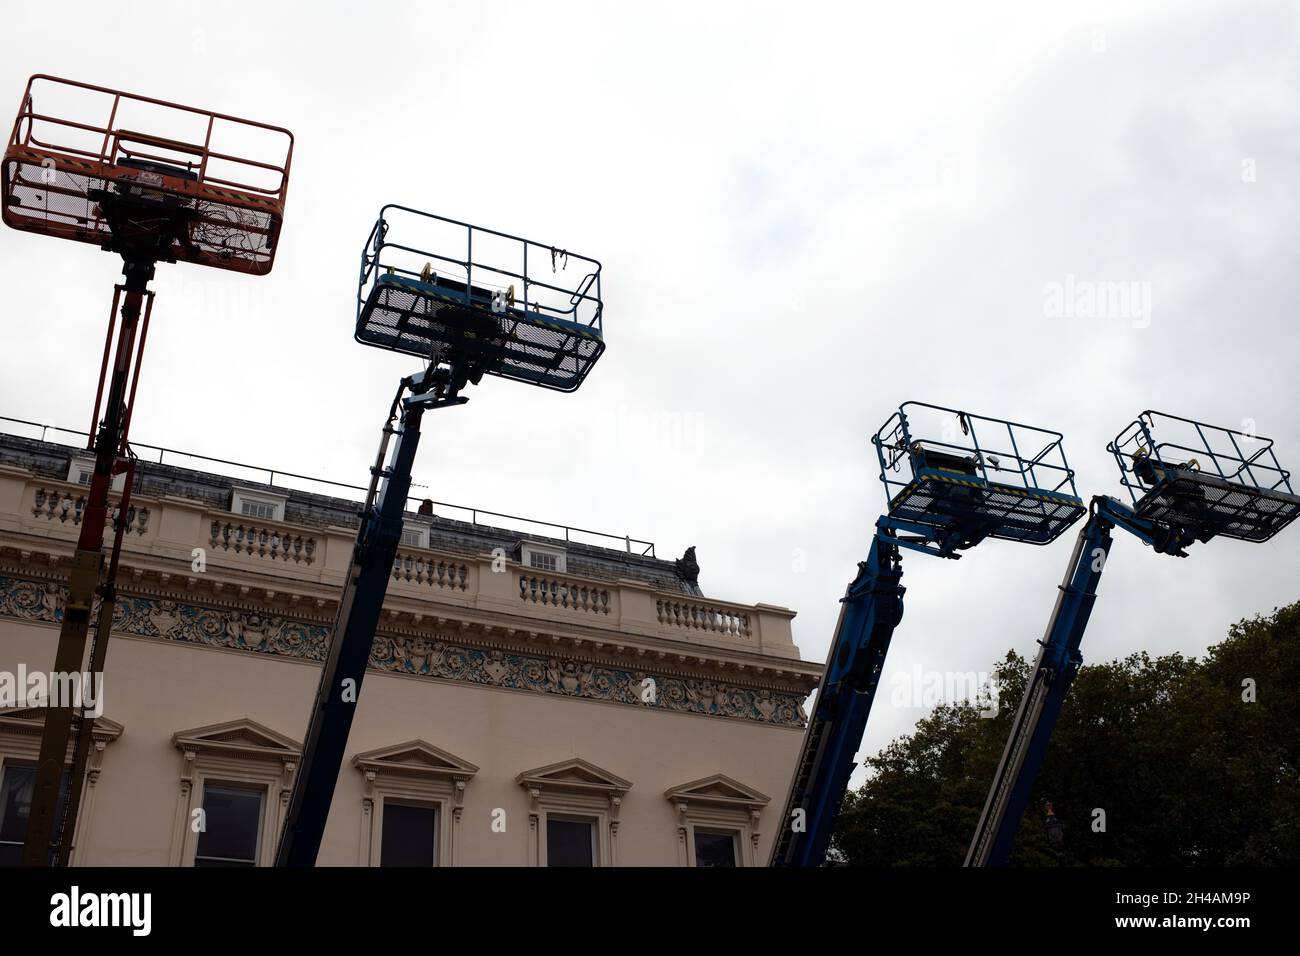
[888, 473, 1086, 545]
[356, 275, 604, 393]
[2, 153, 279, 274]
[1135, 470, 1300, 543]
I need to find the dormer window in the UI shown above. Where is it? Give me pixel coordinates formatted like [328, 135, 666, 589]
[67, 455, 125, 493]
[521, 542, 566, 574]
[529, 551, 558, 572]
[400, 523, 430, 549]
[230, 488, 287, 523]
[241, 500, 277, 520]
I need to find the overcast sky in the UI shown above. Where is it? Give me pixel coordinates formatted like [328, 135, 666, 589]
[2, 1, 1297, 781]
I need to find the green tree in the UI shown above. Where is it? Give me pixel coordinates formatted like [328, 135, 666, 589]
[829, 600, 1300, 866]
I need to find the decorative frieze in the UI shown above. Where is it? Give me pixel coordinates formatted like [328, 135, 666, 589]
[0, 574, 808, 727]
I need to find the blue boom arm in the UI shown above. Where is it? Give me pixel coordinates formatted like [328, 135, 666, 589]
[276, 366, 468, 867]
[964, 495, 1190, 866]
[770, 515, 969, 867]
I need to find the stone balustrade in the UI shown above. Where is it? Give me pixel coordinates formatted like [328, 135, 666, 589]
[0, 469, 801, 660]
[656, 598, 751, 638]
[392, 550, 470, 591]
[209, 518, 316, 564]
[518, 573, 610, 615]
[29, 484, 151, 535]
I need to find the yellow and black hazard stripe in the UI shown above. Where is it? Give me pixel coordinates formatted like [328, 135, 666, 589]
[6, 148, 99, 175]
[8, 148, 281, 209]
[932, 473, 1083, 506]
[196, 183, 280, 210]
[907, 473, 1084, 507]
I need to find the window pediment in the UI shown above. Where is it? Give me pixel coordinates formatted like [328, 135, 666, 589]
[0, 708, 123, 866]
[352, 739, 478, 782]
[0, 707, 124, 746]
[172, 717, 300, 762]
[353, 740, 478, 867]
[664, 773, 769, 811]
[168, 718, 299, 867]
[516, 758, 631, 867]
[665, 774, 769, 867]
[515, 757, 631, 796]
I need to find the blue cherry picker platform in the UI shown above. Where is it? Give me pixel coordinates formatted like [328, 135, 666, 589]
[769, 402, 1086, 866]
[355, 205, 604, 393]
[275, 206, 604, 866]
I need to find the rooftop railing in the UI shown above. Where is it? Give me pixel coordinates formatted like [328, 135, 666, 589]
[0, 415, 655, 557]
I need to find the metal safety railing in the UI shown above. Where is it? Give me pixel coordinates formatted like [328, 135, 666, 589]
[1108, 410, 1296, 506]
[358, 204, 602, 333]
[0, 415, 654, 557]
[8, 74, 293, 201]
[874, 400, 1081, 502]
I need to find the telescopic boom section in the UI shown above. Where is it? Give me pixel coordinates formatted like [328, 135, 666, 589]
[21, 263, 154, 866]
[276, 371, 465, 867]
[965, 492, 1199, 867]
[964, 503, 1114, 867]
[770, 526, 906, 867]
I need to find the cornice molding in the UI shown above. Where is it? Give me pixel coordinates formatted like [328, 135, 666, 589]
[0, 555, 818, 686]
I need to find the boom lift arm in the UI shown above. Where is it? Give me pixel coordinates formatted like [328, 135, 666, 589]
[275, 362, 469, 867]
[771, 402, 1088, 866]
[277, 206, 606, 866]
[770, 516, 965, 867]
[6, 75, 293, 866]
[967, 411, 1300, 866]
[964, 495, 1185, 867]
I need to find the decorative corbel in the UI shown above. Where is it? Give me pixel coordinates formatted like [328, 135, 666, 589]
[609, 794, 622, 825]
[609, 794, 624, 866]
[453, 779, 467, 820]
[179, 748, 196, 790]
[86, 739, 108, 788]
[280, 759, 298, 800]
[526, 786, 542, 867]
[674, 800, 690, 866]
[356, 769, 377, 866]
[170, 749, 197, 867]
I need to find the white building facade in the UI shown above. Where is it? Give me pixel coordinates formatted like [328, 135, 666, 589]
[0, 429, 819, 867]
